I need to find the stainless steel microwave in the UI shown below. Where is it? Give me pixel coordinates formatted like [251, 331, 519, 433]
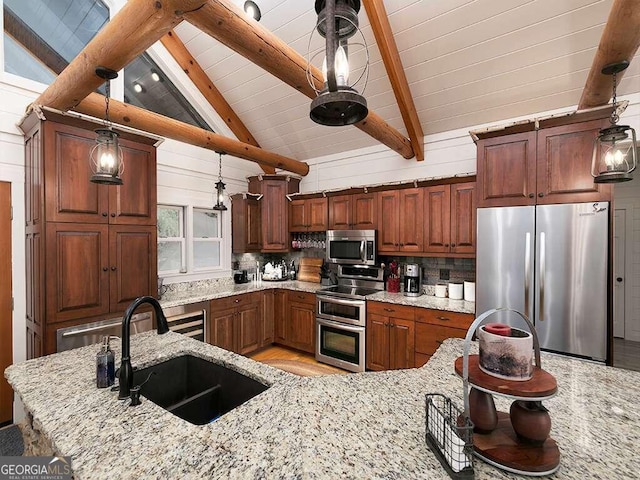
[325, 230, 376, 265]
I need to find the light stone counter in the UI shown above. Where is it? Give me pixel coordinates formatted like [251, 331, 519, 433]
[6, 333, 639, 479]
[366, 291, 476, 314]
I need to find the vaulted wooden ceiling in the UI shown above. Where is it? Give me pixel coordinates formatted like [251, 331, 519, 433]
[30, 0, 640, 175]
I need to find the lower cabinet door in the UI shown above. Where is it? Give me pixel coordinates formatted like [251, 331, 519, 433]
[210, 305, 236, 352]
[274, 290, 288, 343]
[389, 318, 415, 370]
[288, 301, 315, 353]
[366, 313, 389, 371]
[415, 323, 466, 358]
[237, 301, 261, 355]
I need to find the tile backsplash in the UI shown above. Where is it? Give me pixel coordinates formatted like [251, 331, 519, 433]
[378, 255, 475, 286]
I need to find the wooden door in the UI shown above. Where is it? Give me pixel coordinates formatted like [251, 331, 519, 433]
[415, 323, 466, 358]
[46, 223, 110, 323]
[328, 194, 351, 229]
[231, 196, 261, 253]
[366, 313, 389, 371]
[261, 180, 288, 251]
[0, 182, 12, 424]
[307, 197, 328, 231]
[377, 190, 399, 253]
[389, 318, 415, 370]
[288, 301, 315, 353]
[476, 131, 537, 207]
[351, 193, 377, 229]
[210, 305, 236, 352]
[289, 199, 307, 232]
[536, 120, 611, 204]
[109, 226, 157, 313]
[424, 185, 451, 253]
[237, 300, 261, 355]
[109, 140, 156, 225]
[399, 188, 423, 252]
[44, 121, 109, 223]
[450, 182, 476, 254]
[25, 230, 44, 360]
[261, 291, 275, 347]
[273, 289, 288, 343]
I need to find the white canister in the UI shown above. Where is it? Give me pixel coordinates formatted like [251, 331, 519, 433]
[434, 284, 447, 298]
[464, 281, 476, 302]
[448, 282, 463, 300]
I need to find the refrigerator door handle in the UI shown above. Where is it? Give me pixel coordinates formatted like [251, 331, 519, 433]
[524, 232, 532, 320]
[539, 231, 546, 322]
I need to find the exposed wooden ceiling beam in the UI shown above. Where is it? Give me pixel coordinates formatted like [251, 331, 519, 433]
[363, 0, 424, 161]
[160, 30, 275, 174]
[578, 0, 640, 110]
[73, 93, 309, 176]
[31, 0, 204, 112]
[183, 0, 414, 159]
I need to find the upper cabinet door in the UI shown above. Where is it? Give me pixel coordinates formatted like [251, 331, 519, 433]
[399, 188, 423, 252]
[261, 180, 289, 251]
[450, 182, 476, 254]
[44, 122, 109, 223]
[423, 185, 451, 253]
[289, 199, 307, 232]
[476, 131, 537, 207]
[377, 190, 399, 252]
[536, 120, 611, 205]
[307, 197, 328, 231]
[351, 193, 377, 230]
[109, 140, 157, 225]
[328, 194, 352, 230]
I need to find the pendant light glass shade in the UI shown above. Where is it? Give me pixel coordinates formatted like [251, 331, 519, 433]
[90, 128, 124, 185]
[213, 151, 228, 211]
[591, 61, 637, 184]
[91, 66, 124, 185]
[307, 0, 369, 126]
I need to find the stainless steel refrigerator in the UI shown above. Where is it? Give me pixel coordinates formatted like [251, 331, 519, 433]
[476, 202, 609, 361]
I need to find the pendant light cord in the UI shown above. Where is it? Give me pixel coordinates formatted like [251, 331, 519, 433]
[610, 71, 619, 125]
[104, 78, 112, 128]
[218, 152, 223, 181]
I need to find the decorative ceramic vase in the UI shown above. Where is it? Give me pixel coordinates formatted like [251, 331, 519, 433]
[478, 324, 534, 381]
[468, 387, 498, 434]
[509, 400, 551, 445]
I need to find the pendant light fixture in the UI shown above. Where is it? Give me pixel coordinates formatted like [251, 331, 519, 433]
[591, 61, 637, 184]
[307, 0, 369, 126]
[90, 66, 124, 185]
[213, 151, 228, 211]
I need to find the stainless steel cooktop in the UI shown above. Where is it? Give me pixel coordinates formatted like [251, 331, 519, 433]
[317, 284, 381, 300]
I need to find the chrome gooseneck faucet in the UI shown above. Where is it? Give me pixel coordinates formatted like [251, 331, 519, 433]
[118, 296, 169, 399]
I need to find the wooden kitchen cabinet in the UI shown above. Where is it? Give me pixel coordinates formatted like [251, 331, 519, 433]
[423, 182, 476, 255]
[414, 308, 474, 367]
[20, 110, 159, 357]
[261, 290, 276, 347]
[328, 193, 377, 230]
[378, 188, 423, 254]
[232, 194, 261, 253]
[289, 197, 328, 232]
[209, 292, 263, 355]
[476, 119, 611, 208]
[274, 290, 316, 354]
[366, 301, 415, 371]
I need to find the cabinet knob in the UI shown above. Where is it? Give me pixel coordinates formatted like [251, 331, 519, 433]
[384, 322, 389, 327]
[538, 193, 544, 198]
[400, 243, 404, 247]
[451, 243, 456, 248]
[111, 213, 116, 217]
[384, 308, 394, 313]
[102, 267, 108, 272]
[111, 266, 116, 271]
[234, 299, 240, 303]
[390, 323, 395, 327]
[102, 212, 108, 217]
[529, 193, 534, 198]
[445, 244, 449, 247]
[436, 316, 450, 321]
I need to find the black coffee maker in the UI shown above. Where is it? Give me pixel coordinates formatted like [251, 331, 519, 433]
[403, 264, 422, 297]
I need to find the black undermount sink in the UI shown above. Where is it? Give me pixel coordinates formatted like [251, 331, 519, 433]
[132, 355, 268, 425]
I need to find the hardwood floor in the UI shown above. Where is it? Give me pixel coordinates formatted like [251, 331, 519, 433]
[613, 338, 640, 372]
[250, 345, 347, 374]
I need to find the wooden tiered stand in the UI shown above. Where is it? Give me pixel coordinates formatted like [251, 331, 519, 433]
[455, 308, 560, 476]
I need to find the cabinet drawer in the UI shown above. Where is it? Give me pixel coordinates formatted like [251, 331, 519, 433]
[367, 301, 414, 320]
[287, 290, 315, 306]
[415, 352, 431, 368]
[415, 323, 466, 356]
[414, 308, 473, 330]
[212, 292, 260, 311]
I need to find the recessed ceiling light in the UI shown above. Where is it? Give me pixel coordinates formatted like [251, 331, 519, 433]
[133, 82, 143, 93]
[244, 1, 261, 21]
[151, 71, 160, 82]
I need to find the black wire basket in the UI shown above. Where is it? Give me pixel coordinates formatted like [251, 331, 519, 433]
[425, 393, 475, 479]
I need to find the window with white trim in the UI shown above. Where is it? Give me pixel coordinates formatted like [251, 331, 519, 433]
[157, 205, 223, 276]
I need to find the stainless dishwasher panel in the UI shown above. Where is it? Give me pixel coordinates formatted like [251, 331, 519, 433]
[163, 301, 209, 343]
[56, 313, 152, 352]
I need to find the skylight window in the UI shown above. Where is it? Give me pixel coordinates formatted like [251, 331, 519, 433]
[124, 53, 213, 132]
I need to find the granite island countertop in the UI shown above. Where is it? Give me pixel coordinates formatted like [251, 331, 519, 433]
[6, 333, 640, 479]
[160, 280, 475, 315]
